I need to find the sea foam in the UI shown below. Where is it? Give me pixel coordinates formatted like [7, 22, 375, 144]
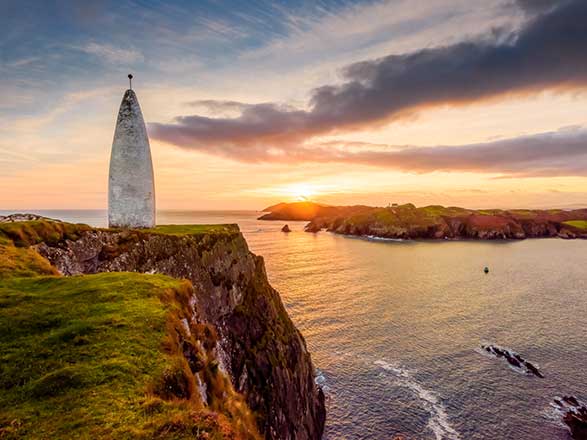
[374, 360, 461, 440]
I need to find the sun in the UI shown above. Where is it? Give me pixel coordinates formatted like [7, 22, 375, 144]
[285, 183, 316, 201]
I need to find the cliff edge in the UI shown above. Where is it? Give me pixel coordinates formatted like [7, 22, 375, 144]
[0, 219, 325, 439]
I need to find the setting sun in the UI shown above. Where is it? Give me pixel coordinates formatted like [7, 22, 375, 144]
[284, 183, 317, 201]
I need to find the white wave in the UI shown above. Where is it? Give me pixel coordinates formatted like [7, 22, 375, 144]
[315, 368, 330, 392]
[374, 360, 461, 440]
[365, 235, 405, 242]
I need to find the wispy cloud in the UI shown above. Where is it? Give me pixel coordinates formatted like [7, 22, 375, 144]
[76, 42, 143, 64]
[150, 0, 587, 176]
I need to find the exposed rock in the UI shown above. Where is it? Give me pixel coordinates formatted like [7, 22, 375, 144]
[480, 344, 544, 378]
[553, 396, 587, 439]
[281, 224, 291, 233]
[304, 223, 322, 233]
[35, 226, 325, 440]
[0, 213, 60, 223]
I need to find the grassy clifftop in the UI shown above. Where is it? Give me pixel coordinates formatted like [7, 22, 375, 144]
[260, 201, 587, 239]
[0, 222, 260, 440]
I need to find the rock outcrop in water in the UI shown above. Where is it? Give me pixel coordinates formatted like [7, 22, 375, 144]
[260, 202, 587, 240]
[553, 396, 587, 439]
[480, 345, 544, 378]
[479, 344, 587, 438]
[1, 220, 325, 439]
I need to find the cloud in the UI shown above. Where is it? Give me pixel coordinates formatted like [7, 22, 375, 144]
[186, 100, 255, 115]
[154, 125, 587, 177]
[77, 42, 143, 64]
[150, 0, 587, 173]
[325, 127, 587, 177]
[512, 0, 558, 16]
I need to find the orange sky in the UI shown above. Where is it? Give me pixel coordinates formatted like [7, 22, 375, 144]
[1, 0, 587, 210]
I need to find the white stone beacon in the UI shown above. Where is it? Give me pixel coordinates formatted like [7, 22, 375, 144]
[108, 76, 156, 228]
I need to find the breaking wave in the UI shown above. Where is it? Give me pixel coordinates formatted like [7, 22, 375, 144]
[374, 360, 461, 440]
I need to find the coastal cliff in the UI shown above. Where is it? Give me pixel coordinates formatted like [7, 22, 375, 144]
[260, 202, 587, 240]
[0, 219, 325, 439]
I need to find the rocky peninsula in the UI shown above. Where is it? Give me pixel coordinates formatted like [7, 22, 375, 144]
[259, 202, 587, 240]
[0, 217, 325, 439]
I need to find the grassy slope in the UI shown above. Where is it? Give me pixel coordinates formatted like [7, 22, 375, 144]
[563, 220, 587, 230]
[147, 225, 239, 236]
[0, 221, 259, 440]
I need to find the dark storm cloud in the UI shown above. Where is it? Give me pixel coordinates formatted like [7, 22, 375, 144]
[513, 0, 560, 15]
[149, 0, 587, 176]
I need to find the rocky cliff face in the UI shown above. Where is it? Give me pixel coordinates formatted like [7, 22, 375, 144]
[35, 226, 325, 440]
[289, 204, 587, 240]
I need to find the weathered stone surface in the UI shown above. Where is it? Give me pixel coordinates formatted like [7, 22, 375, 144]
[0, 213, 60, 223]
[108, 89, 155, 229]
[35, 227, 325, 440]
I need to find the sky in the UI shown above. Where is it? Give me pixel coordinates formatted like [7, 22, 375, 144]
[1, 0, 586, 210]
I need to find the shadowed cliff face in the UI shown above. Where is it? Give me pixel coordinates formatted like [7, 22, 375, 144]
[35, 226, 326, 440]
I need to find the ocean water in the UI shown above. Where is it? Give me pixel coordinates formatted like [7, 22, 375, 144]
[5, 209, 587, 440]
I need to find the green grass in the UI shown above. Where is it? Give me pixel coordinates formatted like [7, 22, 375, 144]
[0, 272, 191, 439]
[0, 225, 260, 439]
[0, 272, 258, 439]
[0, 221, 91, 248]
[563, 220, 587, 230]
[146, 224, 239, 236]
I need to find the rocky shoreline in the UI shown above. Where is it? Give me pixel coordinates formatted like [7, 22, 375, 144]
[259, 202, 587, 240]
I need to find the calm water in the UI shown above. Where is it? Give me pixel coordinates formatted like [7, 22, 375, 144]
[6, 209, 586, 440]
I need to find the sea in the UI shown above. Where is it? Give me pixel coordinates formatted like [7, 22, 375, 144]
[5, 209, 586, 440]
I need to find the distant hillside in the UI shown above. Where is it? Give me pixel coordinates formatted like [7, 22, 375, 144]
[259, 201, 372, 221]
[259, 202, 587, 240]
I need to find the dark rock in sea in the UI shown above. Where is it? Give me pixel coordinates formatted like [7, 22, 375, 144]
[480, 344, 543, 378]
[305, 223, 322, 233]
[524, 361, 544, 378]
[553, 395, 587, 439]
[505, 353, 521, 368]
[281, 224, 291, 233]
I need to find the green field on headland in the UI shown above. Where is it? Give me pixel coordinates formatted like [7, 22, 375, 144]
[0, 221, 259, 440]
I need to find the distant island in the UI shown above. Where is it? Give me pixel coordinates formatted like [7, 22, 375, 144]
[259, 202, 587, 240]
